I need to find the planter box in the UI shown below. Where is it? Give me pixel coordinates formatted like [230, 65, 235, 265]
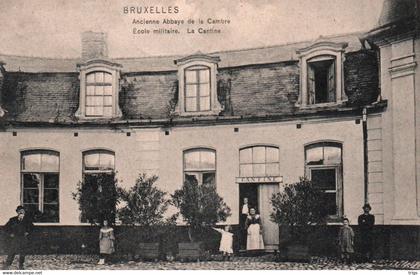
[285, 244, 310, 262]
[136, 242, 160, 261]
[177, 242, 205, 262]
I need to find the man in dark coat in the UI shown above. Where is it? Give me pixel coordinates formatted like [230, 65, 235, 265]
[2, 206, 34, 270]
[358, 203, 375, 262]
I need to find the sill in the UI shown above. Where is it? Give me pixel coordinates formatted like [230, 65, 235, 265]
[177, 110, 221, 117]
[296, 100, 347, 110]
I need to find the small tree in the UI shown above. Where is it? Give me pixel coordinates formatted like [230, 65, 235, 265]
[117, 174, 170, 226]
[171, 175, 231, 242]
[270, 177, 326, 244]
[72, 172, 121, 224]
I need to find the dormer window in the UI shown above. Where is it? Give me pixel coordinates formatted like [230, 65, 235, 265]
[297, 41, 348, 107]
[174, 53, 223, 116]
[75, 60, 122, 119]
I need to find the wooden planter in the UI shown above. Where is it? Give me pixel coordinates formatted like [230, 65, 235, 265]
[136, 242, 160, 261]
[285, 244, 310, 262]
[177, 242, 205, 262]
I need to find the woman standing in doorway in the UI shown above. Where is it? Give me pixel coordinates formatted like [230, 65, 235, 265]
[245, 208, 265, 251]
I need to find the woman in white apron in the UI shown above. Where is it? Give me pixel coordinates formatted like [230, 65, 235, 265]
[245, 208, 264, 251]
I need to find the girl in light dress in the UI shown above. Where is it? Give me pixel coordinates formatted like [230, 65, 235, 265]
[212, 225, 234, 261]
[98, 219, 115, 265]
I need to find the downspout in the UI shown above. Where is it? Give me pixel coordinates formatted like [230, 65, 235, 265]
[362, 107, 368, 204]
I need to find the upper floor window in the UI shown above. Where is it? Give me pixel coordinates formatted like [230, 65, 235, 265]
[305, 142, 343, 219]
[21, 150, 60, 223]
[76, 60, 122, 119]
[174, 53, 223, 116]
[239, 146, 280, 177]
[296, 41, 348, 107]
[183, 148, 216, 186]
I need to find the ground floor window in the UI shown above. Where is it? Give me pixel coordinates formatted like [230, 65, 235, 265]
[21, 150, 60, 222]
[183, 148, 216, 185]
[305, 142, 343, 219]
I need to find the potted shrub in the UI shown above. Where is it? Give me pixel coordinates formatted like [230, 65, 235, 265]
[171, 175, 231, 261]
[270, 177, 326, 262]
[117, 174, 171, 261]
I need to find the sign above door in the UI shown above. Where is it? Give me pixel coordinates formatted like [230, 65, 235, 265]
[236, 176, 283, 184]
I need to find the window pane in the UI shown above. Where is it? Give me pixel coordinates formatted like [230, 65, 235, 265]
[240, 148, 252, 164]
[199, 96, 210, 111]
[266, 147, 279, 163]
[104, 73, 112, 83]
[266, 163, 280, 176]
[199, 69, 210, 83]
[104, 96, 113, 106]
[253, 147, 266, 163]
[185, 70, 197, 83]
[99, 153, 115, 170]
[311, 169, 336, 190]
[185, 85, 197, 97]
[23, 173, 41, 188]
[41, 153, 59, 172]
[95, 86, 104, 96]
[321, 192, 337, 216]
[184, 150, 200, 170]
[41, 204, 59, 223]
[324, 146, 341, 164]
[103, 107, 113, 117]
[185, 97, 197, 112]
[44, 189, 59, 204]
[94, 106, 103, 116]
[23, 189, 39, 203]
[44, 174, 59, 188]
[199, 83, 210, 97]
[86, 86, 95, 95]
[253, 164, 265, 177]
[86, 96, 94, 106]
[91, 96, 102, 106]
[306, 146, 323, 165]
[185, 173, 199, 184]
[240, 164, 253, 177]
[104, 86, 112, 95]
[200, 150, 215, 170]
[84, 153, 100, 169]
[86, 73, 95, 83]
[22, 154, 41, 171]
[96, 72, 104, 82]
[203, 172, 215, 185]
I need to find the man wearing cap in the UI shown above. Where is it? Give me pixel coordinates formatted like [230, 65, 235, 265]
[2, 206, 34, 270]
[358, 203, 375, 262]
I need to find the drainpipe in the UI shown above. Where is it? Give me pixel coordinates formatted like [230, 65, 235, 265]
[362, 107, 368, 204]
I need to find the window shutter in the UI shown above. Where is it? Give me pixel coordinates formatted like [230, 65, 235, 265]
[327, 62, 336, 102]
[308, 65, 315, 104]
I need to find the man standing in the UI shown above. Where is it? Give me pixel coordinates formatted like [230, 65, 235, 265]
[2, 206, 34, 270]
[240, 197, 249, 250]
[358, 203, 375, 262]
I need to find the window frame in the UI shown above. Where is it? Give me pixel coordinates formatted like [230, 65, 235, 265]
[20, 150, 60, 223]
[183, 148, 217, 186]
[296, 41, 348, 108]
[304, 142, 343, 221]
[239, 145, 280, 178]
[174, 54, 223, 116]
[75, 60, 123, 119]
[184, 65, 212, 112]
[85, 71, 114, 117]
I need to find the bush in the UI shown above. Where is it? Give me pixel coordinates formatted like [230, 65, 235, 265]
[171, 175, 231, 242]
[270, 177, 326, 244]
[117, 174, 171, 226]
[72, 172, 121, 224]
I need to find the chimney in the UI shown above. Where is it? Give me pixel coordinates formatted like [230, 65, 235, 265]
[81, 31, 108, 60]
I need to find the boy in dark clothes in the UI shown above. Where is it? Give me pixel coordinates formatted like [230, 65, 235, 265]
[358, 203, 375, 262]
[2, 206, 34, 270]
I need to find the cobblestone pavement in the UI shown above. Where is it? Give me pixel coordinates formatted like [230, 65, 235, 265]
[1, 255, 420, 270]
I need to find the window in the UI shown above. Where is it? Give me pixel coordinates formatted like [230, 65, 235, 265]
[185, 66, 211, 112]
[174, 53, 223, 115]
[85, 71, 113, 117]
[305, 142, 343, 218]
[21, 150, 59, 223]
[296, 41, 348, 107]
[183, 148, 216, 185]
[239, 146, 280, 177]
[75, 60, 122, 119]
[83, 150, 115, 173]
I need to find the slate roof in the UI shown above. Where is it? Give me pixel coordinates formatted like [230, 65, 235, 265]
[0, 32, 381, 125]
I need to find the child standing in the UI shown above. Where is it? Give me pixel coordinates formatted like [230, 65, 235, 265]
[98, 219, 115, 265]
[212, 225, 234, 261]
[338, 218, 354, 265]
